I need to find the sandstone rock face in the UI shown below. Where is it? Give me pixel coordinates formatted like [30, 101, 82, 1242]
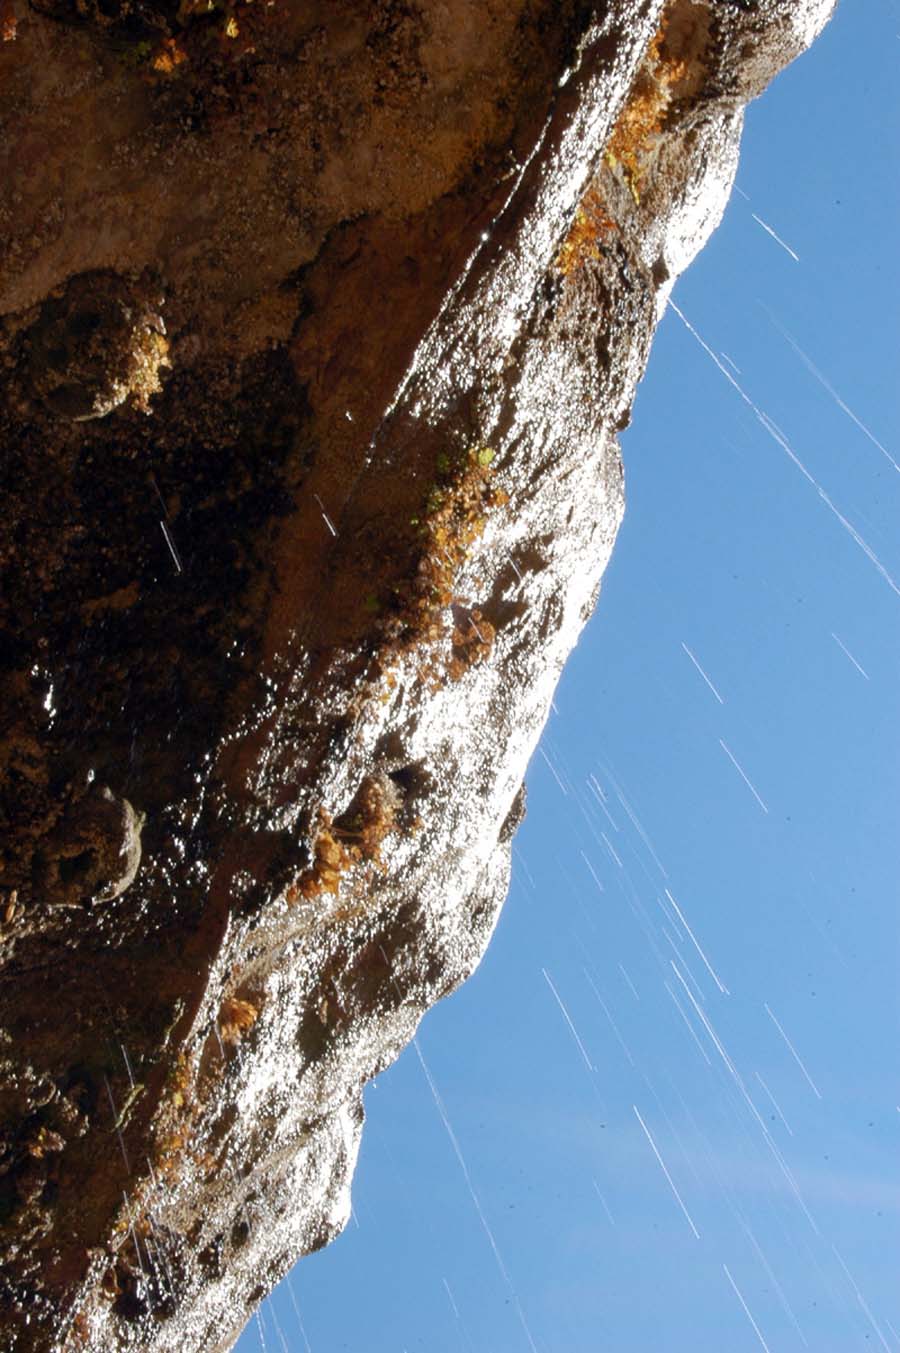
[0, 1, 833, 1348]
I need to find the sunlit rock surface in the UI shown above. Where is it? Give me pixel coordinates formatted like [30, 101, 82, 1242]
[0, 1, 833, 1348]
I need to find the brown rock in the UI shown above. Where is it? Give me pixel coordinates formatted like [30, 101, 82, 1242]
[0, 1, 834, 1348]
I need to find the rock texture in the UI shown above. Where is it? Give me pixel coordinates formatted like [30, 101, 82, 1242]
[0, 1, 833, 1348]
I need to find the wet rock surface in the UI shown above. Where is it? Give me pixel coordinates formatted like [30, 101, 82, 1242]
[0, 1, 834, 1349]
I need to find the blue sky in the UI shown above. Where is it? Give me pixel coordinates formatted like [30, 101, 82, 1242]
[239, 3, 899, 1349]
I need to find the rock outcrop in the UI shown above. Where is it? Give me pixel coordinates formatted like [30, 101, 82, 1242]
[0, 1, 834, 1348]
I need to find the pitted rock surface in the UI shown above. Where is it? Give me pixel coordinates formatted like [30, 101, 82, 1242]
[0, 1, 834, 1349]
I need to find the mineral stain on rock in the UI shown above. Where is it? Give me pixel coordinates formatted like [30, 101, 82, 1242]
[0, 1, 835, 1349]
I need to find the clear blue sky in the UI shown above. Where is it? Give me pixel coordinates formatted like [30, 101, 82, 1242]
[239, 4, 900, 1349]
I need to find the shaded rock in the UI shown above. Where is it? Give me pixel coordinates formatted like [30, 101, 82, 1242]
[20, 271, 168, 422]
[38, 785, 145, 907]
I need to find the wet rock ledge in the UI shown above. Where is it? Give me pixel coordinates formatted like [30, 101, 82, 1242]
[0, 1, 833, 1348]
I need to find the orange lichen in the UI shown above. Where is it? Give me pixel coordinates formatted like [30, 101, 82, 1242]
[604, 21, 690, 201]
[556, 188, 618, 276]
[67, 1311, 91, 1349]
[151, 37, 188, 73]
[152, 1052, 196, 1180]
[286, 813, 355, 904]
[448, 608, 495, 681]
[332, 776, 399, 864]
[26, 1125, 64, 1159]
[286, 776, 401, 905]
[1, 0, 16, 42]
[219, 996, 258, 1046]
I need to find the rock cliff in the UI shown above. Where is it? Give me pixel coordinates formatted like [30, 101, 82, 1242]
[0, 1, 834, 1348]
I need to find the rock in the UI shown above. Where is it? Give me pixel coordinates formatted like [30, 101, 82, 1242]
[0, 1, 834, 1349]
[39, 785, 145, 907]
[20, 271, 169, 423]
